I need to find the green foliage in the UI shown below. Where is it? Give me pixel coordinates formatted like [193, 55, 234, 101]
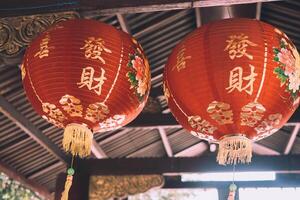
[274, 67, 288, 84]
[0, 172, 41, 200]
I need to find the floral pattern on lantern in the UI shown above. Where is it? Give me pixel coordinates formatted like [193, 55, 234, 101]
[273, 38, 300, 98]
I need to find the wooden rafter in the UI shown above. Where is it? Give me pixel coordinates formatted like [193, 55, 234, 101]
[158, 127, 173, 157]
[0, 95, 68, 163]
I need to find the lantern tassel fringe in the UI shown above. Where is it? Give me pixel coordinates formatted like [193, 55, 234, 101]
[61, 175, 73, 200]
[217, 135, 252, 165]
[63, 123, 93, 157]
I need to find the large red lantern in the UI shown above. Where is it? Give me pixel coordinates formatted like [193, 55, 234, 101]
[22, 19, 151, 158]
[164, 18, 299, 165]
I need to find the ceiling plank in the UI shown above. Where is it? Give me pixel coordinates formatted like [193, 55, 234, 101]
[158, 127, 173, 157]
[0, 0, 281, 17]
[91, 140, 108, 159]
[175, 142, 207, 157]
[284, 124, 300, 155]
[0, 95, 68, 163]
[252, 143, 280, 155]
[0, 160, 52, 200]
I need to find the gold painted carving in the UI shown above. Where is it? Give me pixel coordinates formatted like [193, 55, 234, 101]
[20, 64, 26, 80]
[59, 95, 83, 117]
[89, 175, 164, 200]
[207, 101, 233, 125]
[188, 115, 217, 135]
[240, 102, 266, 127]
[0, 12, 78, 57]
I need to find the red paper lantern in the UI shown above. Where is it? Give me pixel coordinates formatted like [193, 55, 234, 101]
[164, 18, 300, 165]
[22, 19, 151, 157]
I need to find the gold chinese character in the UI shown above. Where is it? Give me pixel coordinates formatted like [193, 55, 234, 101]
[226, 64, 257, 95]
[207, 101, 233, 125]
[81, 37, 112, 64]
[172, 45, 191, 72]
[77, 67, 107, 96]
[224, 33, 257, 60]
[34, 34, 54, 58]
[59, 95, 83, 117]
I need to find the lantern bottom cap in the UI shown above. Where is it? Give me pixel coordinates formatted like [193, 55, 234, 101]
[63, 123, 93, 158]
[217, 135, 252, 165]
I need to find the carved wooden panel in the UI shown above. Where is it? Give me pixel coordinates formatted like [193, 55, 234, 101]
[89, 175, 164, 200]
[0, 11, 79, 58]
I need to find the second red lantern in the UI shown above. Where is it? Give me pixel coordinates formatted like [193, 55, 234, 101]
[164, 18, 300, 165]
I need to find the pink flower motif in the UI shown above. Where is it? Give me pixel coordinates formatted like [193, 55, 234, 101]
[132, 56, 145, 81]
[278, 48, 296, 76]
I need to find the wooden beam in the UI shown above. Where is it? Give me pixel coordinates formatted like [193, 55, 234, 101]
[0, 95, 68, 163]
[195, 8, 202, 27]
[0, 160, 52, 200]
[116, 14, 131, 34]
[80, 155, 300, 175]
[0, 0, 281, 17]
[158, 127, 173, 157]
[284, 124, 300, 155]
[256, 2, 262, 19]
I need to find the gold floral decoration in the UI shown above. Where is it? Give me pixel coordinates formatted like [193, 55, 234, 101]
[59, 94, 83, 117]
[99, 114, 125, 131]
[207, 101, 233, 125]
[254, 113, 282, 138]
[163, 82, 170, 103]
[89, 175, 164, 200]
[240, 102, 266, 127]
[85, 102, 110, 123]
[188, 115, 217, 135]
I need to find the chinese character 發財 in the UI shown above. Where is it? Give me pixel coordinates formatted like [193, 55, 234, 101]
[81, 37, 112, 64]
[172, 45, 191, 72]
[77, 67, 107, 95]
[34, 34, 54, 58]
[224, 33, 258, 60]
[226, 64, 257, 95]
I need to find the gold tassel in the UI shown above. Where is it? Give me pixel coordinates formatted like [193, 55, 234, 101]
[61, 175, 73, 200]
[63, 123, 93, 157]
[217, 135, 252, 165]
